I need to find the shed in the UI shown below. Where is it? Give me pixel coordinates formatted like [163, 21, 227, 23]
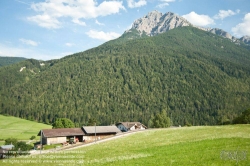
[0, 145, 15, 150]
[0, 145, 15, 159]
[82, 126, 121, 142]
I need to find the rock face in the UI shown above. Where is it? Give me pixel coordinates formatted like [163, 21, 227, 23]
[208, 28, 239, 42]
[131, 11, 191, 36]
[240, 36, 250, 45]
[209, 28, 233, 39]
[132, 10, 163, 35]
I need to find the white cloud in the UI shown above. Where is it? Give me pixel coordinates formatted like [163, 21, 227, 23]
[95, 20, 105, 26]
[19, 38, 38, 46]
[28, 0, 125, 29]
[15, 0, 30, 6]
[182, 11, 215, 26]
[156, 0, 175, 8]
[214, 9, 240, 20]
[65, 43, 75, 47]
[72, 18, 86, 26]
[27, 14, 61, 29]
[232, 13, 250, 37]
[86, 30, 120, 41]
[127, 0, 147, 8]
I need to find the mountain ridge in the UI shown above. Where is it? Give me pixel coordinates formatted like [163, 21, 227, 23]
[124, 10, 248, 46]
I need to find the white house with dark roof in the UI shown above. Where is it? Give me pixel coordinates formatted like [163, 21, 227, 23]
[116, 122, 147, 132]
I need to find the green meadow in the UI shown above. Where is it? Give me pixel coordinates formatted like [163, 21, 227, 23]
[0, 115, 51, 140]
[1, 125, 249, 166]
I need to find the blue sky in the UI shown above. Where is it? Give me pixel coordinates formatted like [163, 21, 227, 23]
[0, 0, 250, 60]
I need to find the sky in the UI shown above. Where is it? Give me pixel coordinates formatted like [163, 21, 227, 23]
[0, 0, 250, 60]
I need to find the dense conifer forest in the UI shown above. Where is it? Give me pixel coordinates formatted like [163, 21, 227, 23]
[0, 27, 250, 127]
[0, 57, 26, 67]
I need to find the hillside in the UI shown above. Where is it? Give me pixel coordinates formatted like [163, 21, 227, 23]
[0, 56, 26, 67]
[0, 26, 250, 126]
[0, 115, 51, 140]
[2, 125, 249, 165]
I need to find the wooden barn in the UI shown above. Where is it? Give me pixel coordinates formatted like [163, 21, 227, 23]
[38, 128, 85, 145]
[116, 122, 147, 132]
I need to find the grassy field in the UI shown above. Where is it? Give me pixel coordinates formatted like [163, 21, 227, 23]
[0, 114, 51, 140]
[1, 125, 249, 166]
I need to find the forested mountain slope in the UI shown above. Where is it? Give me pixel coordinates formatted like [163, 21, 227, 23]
[0, 57, 26, 67]
[0, 27, 250, 126]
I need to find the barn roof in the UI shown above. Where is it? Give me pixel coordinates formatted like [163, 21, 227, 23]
[82, 126, 121, 134]
[38, 128, 85, 137]
[116, 122, 147, 129]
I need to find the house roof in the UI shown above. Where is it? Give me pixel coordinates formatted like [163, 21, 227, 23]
[116, 122, 147, 129]
[0, 145, 14, 149]
[82, 126, 121, 134]
[38, 128, 85, 137]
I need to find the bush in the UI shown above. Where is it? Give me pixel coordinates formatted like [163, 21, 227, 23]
[5, 138, 33, 151]
[52, 118, 75, 128]
[15, 141, 33, 151]
[151, 110, 171, 128]
[5, 138, 18, 145]
[233, 109, 250, 124]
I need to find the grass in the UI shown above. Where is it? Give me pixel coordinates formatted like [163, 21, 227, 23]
[1, 125, 249, 165]
[0, 114, 52, 140]
[43, 144, 62, 150]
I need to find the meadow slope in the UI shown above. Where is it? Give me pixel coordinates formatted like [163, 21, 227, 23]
[0, 115, 51, 140]
[1, 125, 249, 166]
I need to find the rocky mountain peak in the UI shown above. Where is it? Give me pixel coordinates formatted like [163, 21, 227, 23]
[131, 11, 191, 36]
[131, 10, 163, 35]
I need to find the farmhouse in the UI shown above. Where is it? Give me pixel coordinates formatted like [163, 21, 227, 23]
[116, 122, 147, 132]
[38, 126, 121, 145]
